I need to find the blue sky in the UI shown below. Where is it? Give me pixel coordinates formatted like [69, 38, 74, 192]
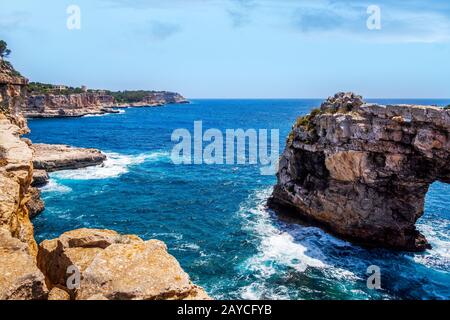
[1, 0, 450, 98]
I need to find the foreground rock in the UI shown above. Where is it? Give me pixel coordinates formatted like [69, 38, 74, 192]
[32, 143, 106, 172]
[269, 92, 450, 251]
[0, 229, 47, 299]
[38, 229, 210, 300]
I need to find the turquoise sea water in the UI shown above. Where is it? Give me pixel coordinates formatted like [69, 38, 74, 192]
[27, 99, 450, 300]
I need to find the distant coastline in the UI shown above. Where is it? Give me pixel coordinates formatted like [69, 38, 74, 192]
[23, 82, 189, 118]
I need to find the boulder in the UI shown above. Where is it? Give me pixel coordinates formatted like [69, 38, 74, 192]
[0, 229, 48, 300]
[37, 228, 210, 300]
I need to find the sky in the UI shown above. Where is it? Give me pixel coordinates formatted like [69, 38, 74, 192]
[1, 0, 450, 98]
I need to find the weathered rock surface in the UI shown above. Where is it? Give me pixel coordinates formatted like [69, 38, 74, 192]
[0, 60, 29, 132]
[23, 91, 188, 117]
[0, 61, 47, 300]
[0, 114, 36, 254]
[32, 143, 106, 172]
[38, 229, 210, 300]
[269, 92, 450, 251]
[47, 286, 71, 300]
[26, 187, 45, 219]
[31, 169, 49, 187]
[24, 93, 117, 118]
[0, 229, 48, 300]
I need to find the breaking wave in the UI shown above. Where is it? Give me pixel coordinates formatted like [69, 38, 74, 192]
[40, 179, 72, 193]
[51, 151, 170, 180]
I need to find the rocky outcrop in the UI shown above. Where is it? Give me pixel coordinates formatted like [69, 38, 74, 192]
[0, 60, 29, 132]
[114, 91, 189, 108]
[24, 93, 117, 118]
[141, 91, 189, 106]
[31, 169, 49, 187]
[269, 92, 450, 251]
[0, 229, 47, 300]
[32, 143, 106, 172]
[26, 187, 45, 219]
[0, 61, 48, 299]
[37, 229, 210, 300]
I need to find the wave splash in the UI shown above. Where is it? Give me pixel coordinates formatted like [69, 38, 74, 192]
[51, 151, 170, 180]
[237, 187, 363, 300]
[40, 179, 72, 193]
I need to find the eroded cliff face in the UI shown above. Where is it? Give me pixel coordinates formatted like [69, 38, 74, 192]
[23, 91, 188, 117]
[0, 61, 48, 299]
[25, 93, 116, 118]
[269, 92, 450, 251]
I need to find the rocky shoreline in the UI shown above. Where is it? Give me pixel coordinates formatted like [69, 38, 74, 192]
[0, 59, 209, 300]
[269, 92, 450, 252]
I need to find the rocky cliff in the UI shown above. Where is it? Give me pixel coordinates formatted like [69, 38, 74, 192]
[0, 61, 48, 299]
[24, 93, 116, 118]
[23, 90, 188, 117]
[0, 61, 209, 300]
[269, 92, 450, 251]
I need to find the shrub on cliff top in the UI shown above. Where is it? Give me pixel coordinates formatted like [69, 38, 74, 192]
[0, 40, 11, 60]
[444, 105, 450, 110]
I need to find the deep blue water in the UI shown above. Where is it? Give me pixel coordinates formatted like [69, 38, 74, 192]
[27, 99, 450, 300]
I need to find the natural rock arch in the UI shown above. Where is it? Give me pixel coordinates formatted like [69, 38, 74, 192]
[268, 93, 450, 251]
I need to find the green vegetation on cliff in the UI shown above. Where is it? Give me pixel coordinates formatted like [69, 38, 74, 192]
[105, 90, 154, 103]
[27, 82, 85, 95]
[444, 105, 450, 110]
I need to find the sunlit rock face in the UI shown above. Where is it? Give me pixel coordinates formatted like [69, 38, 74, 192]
[24, 93, 116, 118]
[269, 92, 450, 251]
[0, 61, 48, 299]
[37, 229, 211, 300]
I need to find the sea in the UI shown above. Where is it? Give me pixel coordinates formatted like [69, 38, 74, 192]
[27, 99, 450, 300]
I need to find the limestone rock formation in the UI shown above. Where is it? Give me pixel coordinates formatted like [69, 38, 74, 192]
[23, 90, 188, 117]
[0, 229, 47, 300]
[0, 60, 29, 132]
[114, 91, 189, 107]
[31, 169, 49, 187]
[0, 112, 36, 254]
[24, 93, 117, 118]
[26, 187, 45, 218]
[37, 229, 211, 300]
[269, 92, 450, 251]
[0, 61, 48, 299]
[32, 143, 106, 172]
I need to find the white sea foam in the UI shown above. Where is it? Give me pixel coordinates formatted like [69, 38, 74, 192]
[239, 188, 326, 276]
[237, 187, 361, 299]
[51, 151, 169, 180]
[82, 109, 125, 118]
[40, 179, 72, 193]
[413, 222, 450, 271]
